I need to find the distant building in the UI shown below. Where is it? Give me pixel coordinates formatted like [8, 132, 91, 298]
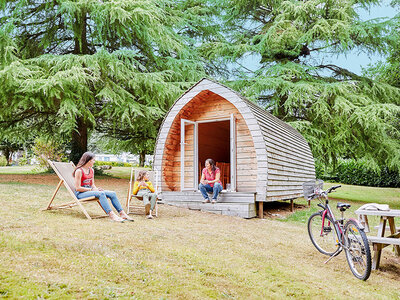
[95, 153, 153, 165]
[6, 151, 152, 166]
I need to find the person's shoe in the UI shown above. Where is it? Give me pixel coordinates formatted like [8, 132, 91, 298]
[146, 214, 153, 219]
[109, 211, 125, 222]
[202, 199, 210, 203]
[120, 211, 134, 222]
[211, 199, 216, 204]
[111, 218, 125, 223]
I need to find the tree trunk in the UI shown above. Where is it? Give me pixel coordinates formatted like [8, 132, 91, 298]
[276, 95, 287, 120]
[73, 10, 90, 55]
[70, 117, 88, 165]
[139, 151, 146, 167]
[4, 148, 11, 166]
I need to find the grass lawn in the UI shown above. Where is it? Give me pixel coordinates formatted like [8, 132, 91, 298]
[101, 166, 150, 180]
[0, 165, 146, 180]
[324, 182, 400, 209]
[0, 165, 43, 174]
[0, 173, 400, 298]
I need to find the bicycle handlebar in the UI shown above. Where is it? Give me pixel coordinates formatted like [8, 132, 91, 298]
[307, 185, 342, 200]
[326, 185, 341, 194]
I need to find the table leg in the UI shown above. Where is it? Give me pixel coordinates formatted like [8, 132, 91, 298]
[359, 214, 370, 233]
[372, 217, 387, 270]
[388, 217, 400, 256]
[372, 243, 383, 270]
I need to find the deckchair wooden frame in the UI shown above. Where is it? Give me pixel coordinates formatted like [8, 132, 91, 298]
[126, 168, 159, 217]
[44, 160, 107, 220]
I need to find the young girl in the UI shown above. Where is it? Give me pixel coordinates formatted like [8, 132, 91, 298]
[132, 170, 157, 219]
[73, 152, 133, 222]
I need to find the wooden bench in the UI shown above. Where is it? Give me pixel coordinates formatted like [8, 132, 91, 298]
[355, 208, 400, 270]
[368, 236, 400, 246]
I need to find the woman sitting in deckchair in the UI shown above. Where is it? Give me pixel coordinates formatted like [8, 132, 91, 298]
[73, 152, 133, 222]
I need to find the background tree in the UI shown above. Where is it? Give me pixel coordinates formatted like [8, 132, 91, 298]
[0, 0, 216, 163]
[0, 140, 21, 165]
[203, 0, 400, 171]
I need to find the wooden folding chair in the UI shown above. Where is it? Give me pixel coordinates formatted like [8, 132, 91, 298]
[216, 162, 230, 189]
[126, 169, 159, 216]
[44, 160, 107, 220]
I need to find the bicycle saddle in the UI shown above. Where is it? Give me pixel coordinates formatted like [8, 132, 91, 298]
[337, 202, 351, 211]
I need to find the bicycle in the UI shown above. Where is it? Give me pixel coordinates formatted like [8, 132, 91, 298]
[303, 180, 372, 281]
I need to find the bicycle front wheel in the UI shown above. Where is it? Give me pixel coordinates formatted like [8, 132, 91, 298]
[308, 212, 339, 256]
[344, 219, 372, 281]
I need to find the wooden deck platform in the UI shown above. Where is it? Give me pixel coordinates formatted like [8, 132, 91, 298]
[160, 191, 257, 218]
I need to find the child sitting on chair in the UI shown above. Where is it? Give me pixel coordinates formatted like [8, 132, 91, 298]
[132, 170, 157, 219]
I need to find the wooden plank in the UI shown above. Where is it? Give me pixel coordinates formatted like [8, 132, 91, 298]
[267, 173, 314, 181]
[368, 236, 400, 246]
[267, 185, 305, 191]
[268, 162, 315, 173]
[355, 209, 400, 217]
[267, 168, 315, 177]
[267, 144, 315, 165]
[266, 194, 303, 201]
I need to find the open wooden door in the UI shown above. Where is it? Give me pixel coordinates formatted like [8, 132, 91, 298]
[230, 114, 237, 191]
[180, 119, 198, 191]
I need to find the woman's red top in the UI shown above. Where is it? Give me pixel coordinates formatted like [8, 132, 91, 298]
[80, 167, 94, 187]
[202, 167, 221, 187]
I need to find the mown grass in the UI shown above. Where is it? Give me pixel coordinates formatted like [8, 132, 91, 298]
[0, 165, 146, 180]
[0, 175, 400, 299]
[101, 166, 149, 180]
[0, 165, 44, 174]
[324, 182, 400, 209]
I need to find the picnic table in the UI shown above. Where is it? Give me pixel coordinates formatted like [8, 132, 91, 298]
[355, 208, 400, 270]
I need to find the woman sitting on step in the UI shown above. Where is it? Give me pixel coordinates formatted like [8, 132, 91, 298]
[199, 158, 223, 204]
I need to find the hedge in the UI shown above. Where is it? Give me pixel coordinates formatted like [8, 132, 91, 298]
[316, 159, 400, 188]
[95, 161, 134, 167]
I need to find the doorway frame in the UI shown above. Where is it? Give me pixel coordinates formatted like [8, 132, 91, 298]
[180, 114, 236, 191]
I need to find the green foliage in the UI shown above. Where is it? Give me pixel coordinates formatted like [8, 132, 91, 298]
[95, 161, 133, 167]
[0, 155, 6, 166]
[203, 0, 400, 170]
[31, 138, 67, 171]
[317, 159, 400, 188]
[0, 0, 215, 161]
[17, 154, 28, 166]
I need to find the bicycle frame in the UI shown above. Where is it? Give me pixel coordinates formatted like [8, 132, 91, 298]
[317, 195, 363, 258]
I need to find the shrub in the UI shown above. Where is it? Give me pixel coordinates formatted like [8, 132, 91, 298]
[318, 159, 400, 188]
[18, 155, 29, 166]
[94, 161, 133, 167]
[32, 138, 67, 171]
[0, 156, 6, 166]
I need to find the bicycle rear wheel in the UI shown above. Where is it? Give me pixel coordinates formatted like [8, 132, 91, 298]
[344, 219, 372, 281]
[308, 212, 339, 256]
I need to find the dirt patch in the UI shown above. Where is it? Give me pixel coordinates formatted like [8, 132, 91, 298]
[262, 201, 308, 219]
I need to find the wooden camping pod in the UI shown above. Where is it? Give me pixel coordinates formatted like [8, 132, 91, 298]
[153, 78, 315, 218]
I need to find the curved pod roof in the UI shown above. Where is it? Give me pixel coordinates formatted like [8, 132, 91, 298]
[154, 78, 315, 202]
